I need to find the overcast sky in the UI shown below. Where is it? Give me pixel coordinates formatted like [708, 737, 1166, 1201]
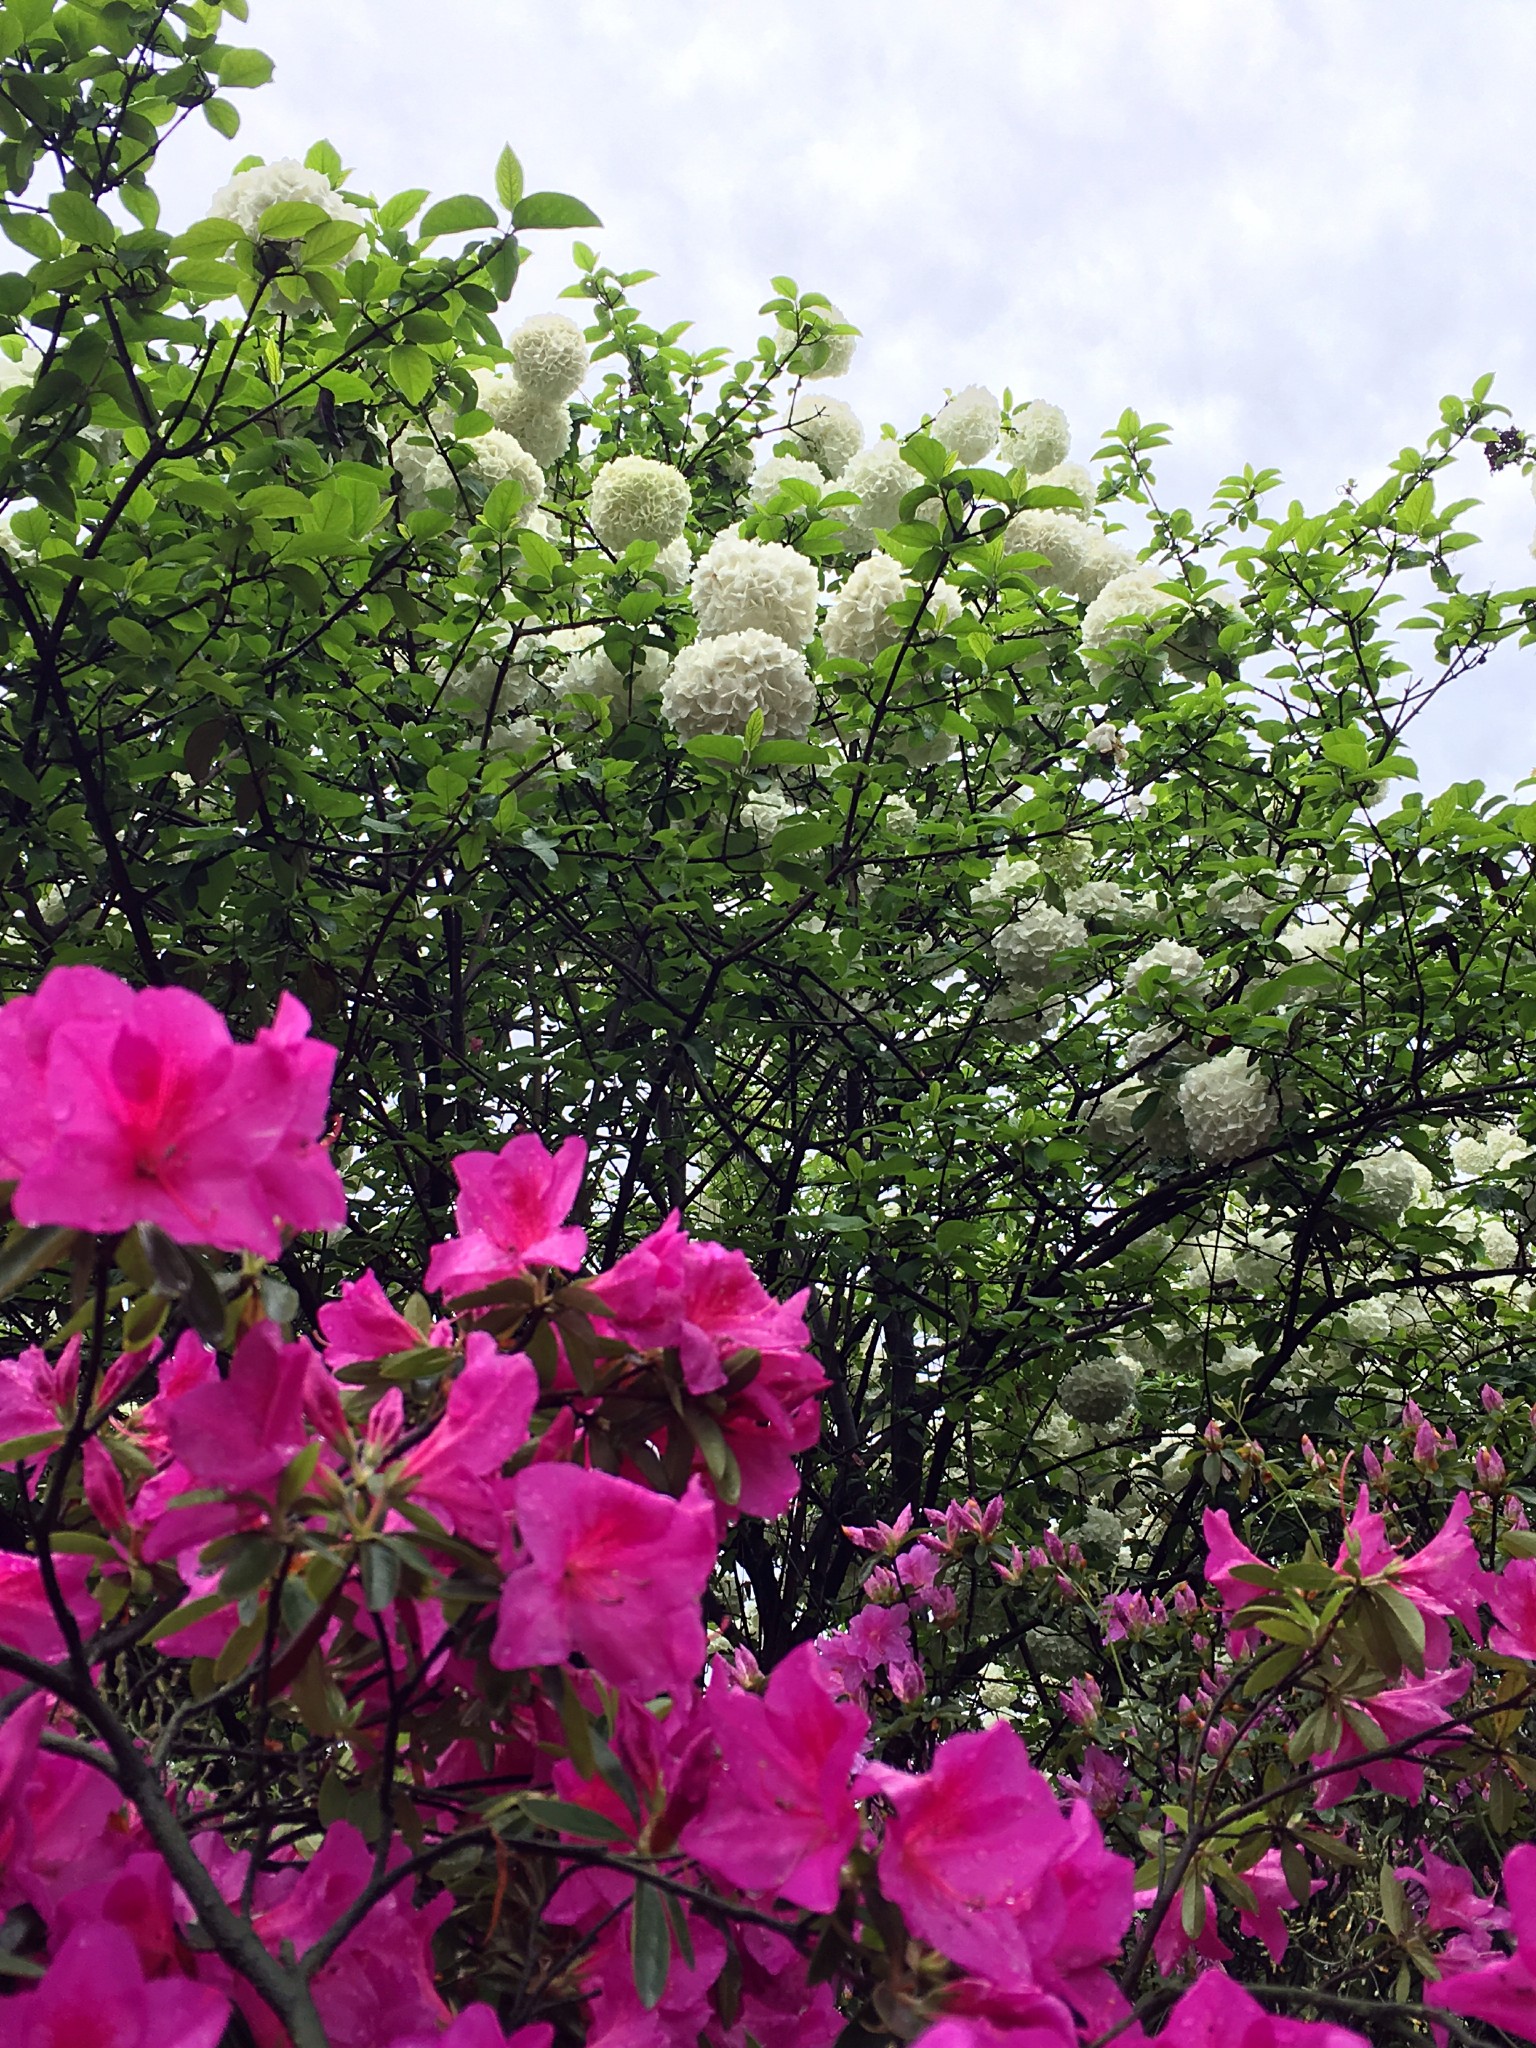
[157, 1, 1536, 793]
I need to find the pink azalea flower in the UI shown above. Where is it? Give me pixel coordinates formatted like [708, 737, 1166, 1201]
[1201, 1508, 1271, 1616]
[245, 993, 346, 1235]
[582, 1905, 726, 2048]
[394, 2017, 553, 2048]
[919, 2000, 1077, 2048]
[163, 1321, 312, 1494]
[1427, 1844, 1536, 2042]
[1237, 1848, 1316, 1964]
[398, 1334, 538, 1549]
[860, 1721, 1074, 1990]
[1309, 1663, 1470, 1807]
[493, 1466, 716, 1695]
[3, 1919, 227, 2048]
[724, 1923, 844, 2048]
[1334, 1487, 1487, 1667]
[1135, 1879, 1232, 1975]
[843, 1504, 914, 1553]
[1396, 1848, 1508, 1938]
[1029, 1799, 1135, 2027]
[0, 1552, 100, 1666]
[318, 1268, 450, 1369]
[1488, 1556, 1536, 1659]
[1155, 1967, 1367, 2048]
[11, 979, 342, 1257]
[681, 1640, 868, 1909]
[0, 964, 133, 1179]
[0, 1707, 129, 1920]
[0, 1334, 80, 1451]
[424, 1133, 588, 1297]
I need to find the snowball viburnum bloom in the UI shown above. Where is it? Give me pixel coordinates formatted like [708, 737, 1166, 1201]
[3, 972, 344, 1257]
[682, 1642, 868, 1909]
[493, 1466, 717, 1696]
[424, 1132, 588, 1296]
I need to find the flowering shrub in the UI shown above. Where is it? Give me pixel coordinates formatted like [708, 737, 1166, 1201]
[6, 4, 1536, 2039]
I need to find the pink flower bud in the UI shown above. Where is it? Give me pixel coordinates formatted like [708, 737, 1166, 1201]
[1413, 1419, 1440, 1470]
[1482, 1383, 1506, 1413]
[1173, 1581, 1199, 1619]
[1475, 1445, 1507, 1489]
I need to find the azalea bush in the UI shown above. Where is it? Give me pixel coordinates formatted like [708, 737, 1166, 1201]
[7, 0, 1536, 2041]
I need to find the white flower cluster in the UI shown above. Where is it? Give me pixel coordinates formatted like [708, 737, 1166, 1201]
[1126, 937, 1208, 996]
[748, 454, 824, 507]
[1033, 460, 1096, 518]
[1451, 1125, 1529, 1177]
[998, 401, 1071, 476]
[1056, 1352, 1137, 1424]
[208, 159, 366, 246]
[1280, 912, 1353, 962]
[881, 794, 918, 835]
[1065, 879, 1148, 926]
[1350, 1148, 1426, 1220]
[740, 784, 795, 841]
[1001, 510, 1133, 602]
[1177, 1051, 1278, 1164]
[589, 455, 691, 551]
[691, 533, 819, 647]
[660, 629, 816, 739]
[993, 903, 1088, 987]
[507, 312, 588, 401]
[931, 385, 1001, 466]
[970, 856, 1040, 914]
[1080, 568, 1176, 664]
[775, 301, 857, 379]
[555, 637, 670, 708]
[1345, 1296, 1393, 1344]
[781, 395, 863, 477]
[1231, 1227, 1289, 1292]
[824, 552, 906, 661]
[473, 370, 572, 469]
[391, 426, 544, 516]
[0, 343, 39, 397]
[1207, 876, 1281, 929]
[834, 441, 921, 554]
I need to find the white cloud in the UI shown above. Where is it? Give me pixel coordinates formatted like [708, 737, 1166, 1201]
[155, 0, 1536, 787]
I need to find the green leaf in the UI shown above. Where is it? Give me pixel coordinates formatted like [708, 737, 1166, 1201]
[48, 189, 115, 245]
[378, 187, 430, 231]
[303, 218, 364, 266]
[630, 1881, 671, 2011]
[305, 139, 345, 181]
[419, 194, 499, 240]
[388, 346, 435, 407]
[513, 192, 603, 231]
[495, 144, 524, 213]
[358, 1540, 401, 1612]
[213, 45, 274, 87]
[257, 199, 332, 240]
[203, 98, 241, 139]
[0, 209, 58, 258]
[521, 1796, 629, 1843]
[0, 1222, 79, 1301]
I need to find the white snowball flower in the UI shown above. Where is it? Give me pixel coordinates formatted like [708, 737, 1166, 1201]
[1207, 876, 1281, 929]
[1351, 1148, 1426, 1220]
[1280, 912, 1353, 962]
[660, 628, 816, 739]
[1345, 1296, 1393, 1344]
[932, 384, 1001, 466]
[589, 455, 691, 550]
[881, 794, 918, 835]
[835, 441, 921, 552]
[1056, 1353, 1137, 1424]
[1231, 1228, 1289, 1292]
[781, 394, 863, 477]
[1178, 1051, 1279, 1164]
[775, 300, 856, 379]
[971, 856, 1040, 915]
[1081, 569, 1177, 664]
[998, 401, 1071, 476]
[1032, 460, 1096, 518]
[740, 784, 795, 840]
[652, 536, 693, 591]
[748, 454, 823, 507]
[555, 639, 669, 703]
[824, 551, 906, 661]
[1066, 880, 1148, 926]
[1479, 1215, 1519, 1268]
[208, 158, 366, 246]
[690, 533, 819, 648]
[1126, 937, 1208, 996]
[0, 343, 39, 397]
[507, 312, 588, 401]
[992, 903, 1088, 986]
[1002, 510, 1134, 603]
[391, 431, 454, 511]
[472, 369, 572, 468]
[463, 428, 545, 504]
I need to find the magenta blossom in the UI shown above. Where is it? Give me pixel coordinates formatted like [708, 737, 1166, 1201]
[859, 1721, 1075, 1990]
[0, 1553, 100, 1668]
[1151, 1967, 1367, 2048]
[7, 974, 343, 1257]
[1397, 1848, 1508, 1939]
[424, 1132, 588, 1297]
[1488, 1556, 1536, 1659]
[398, 1334, 537, 1549]
[0, 963, 133, 1180]
[1428, 1844, 1536, 2042]
[493, 1465, 716, 1696]
[1309, 1663, 1470, 1807]
[4, 1919, 227, 2048]
[163, 1321, 312, 1495]
[1333, 1486, 1487, 1667]
[318, 1269, 451, 1370]
[681, 1641, 868, 1909]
